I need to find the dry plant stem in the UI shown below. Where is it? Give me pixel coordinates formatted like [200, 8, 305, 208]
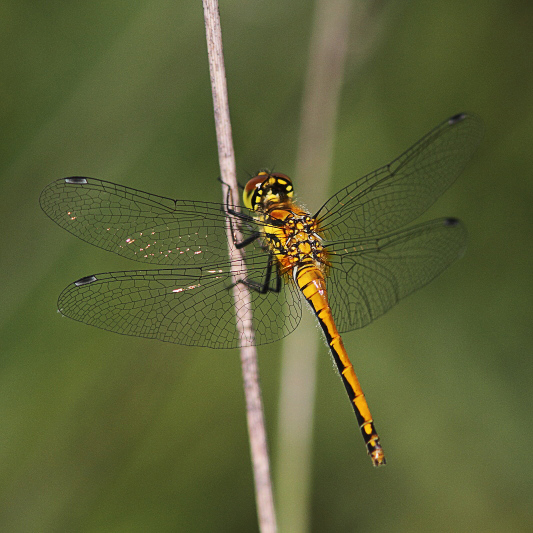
[202, 1, 277, 532]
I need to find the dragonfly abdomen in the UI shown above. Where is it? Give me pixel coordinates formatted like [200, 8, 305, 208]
[295, 262, 386, 467]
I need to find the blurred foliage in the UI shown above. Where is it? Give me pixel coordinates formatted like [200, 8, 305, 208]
[1, 1, 532, 531]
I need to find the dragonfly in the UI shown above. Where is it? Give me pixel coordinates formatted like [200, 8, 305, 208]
[40, 113, 482, 466]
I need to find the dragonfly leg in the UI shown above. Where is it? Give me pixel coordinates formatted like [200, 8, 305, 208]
[220, 179, 254, 222]
[217, 175, 245, 191]
[232, 256, 281, 295]
[235, 232, 261, 249]
[226, 205, 254, 222]
[219, 180, 261, 248]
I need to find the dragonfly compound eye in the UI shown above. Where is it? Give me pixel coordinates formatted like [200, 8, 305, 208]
[243, 172, 294, 210]
[243, 172, 269, 210]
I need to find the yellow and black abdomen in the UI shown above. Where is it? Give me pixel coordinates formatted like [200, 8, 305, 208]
[295, 261, 386, 466]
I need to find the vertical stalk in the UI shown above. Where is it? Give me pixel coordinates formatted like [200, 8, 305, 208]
[202, 2, 277, 532]
[276, 0, 386, 530]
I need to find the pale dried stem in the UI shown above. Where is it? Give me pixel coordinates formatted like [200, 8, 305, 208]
[202, 1, 277, 532]
[275, 4, 352, 532]
[276, 1, 385, 531]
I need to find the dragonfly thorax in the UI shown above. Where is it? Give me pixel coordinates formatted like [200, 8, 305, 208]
[263, 208, 328, 276]
[243, 171, 294, 211]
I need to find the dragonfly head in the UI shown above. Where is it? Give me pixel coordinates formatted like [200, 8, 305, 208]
[243, 171, 294, 211]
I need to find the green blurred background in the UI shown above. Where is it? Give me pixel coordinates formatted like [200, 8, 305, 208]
[1, 1, 532, 531]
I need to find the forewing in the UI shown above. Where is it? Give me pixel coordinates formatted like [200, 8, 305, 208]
[40, 177, 257, 266]
[315, 114, 482, 239]
[57, 255, 302, 349]
[325, 218, 467, 333]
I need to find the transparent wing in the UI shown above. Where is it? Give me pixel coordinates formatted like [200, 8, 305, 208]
[40, 177, 259, 266]
[315, 113, 482, 239]
[325, 218, 467, 333]
[57, 255, 302, 349]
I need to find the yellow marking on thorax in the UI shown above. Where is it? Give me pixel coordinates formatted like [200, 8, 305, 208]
[258, 203, 327, 277]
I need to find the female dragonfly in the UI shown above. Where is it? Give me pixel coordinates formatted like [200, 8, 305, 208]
[40, 113, 482, 466]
